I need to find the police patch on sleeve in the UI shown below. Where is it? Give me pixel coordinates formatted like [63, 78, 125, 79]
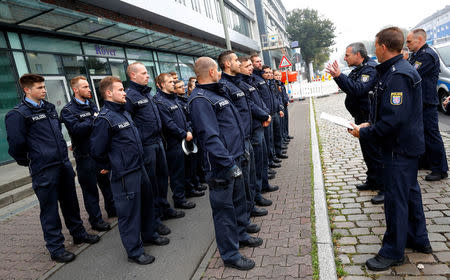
[361, 74, 370, 83]
[390, 92, 403, 105]
[414, 61, 422, 70]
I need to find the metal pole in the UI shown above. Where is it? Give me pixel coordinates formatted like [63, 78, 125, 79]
[218, 0, 232, 50]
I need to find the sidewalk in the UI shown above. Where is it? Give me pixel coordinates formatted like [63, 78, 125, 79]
[315, 93, 450, 279]
[200, 100, 313, 280]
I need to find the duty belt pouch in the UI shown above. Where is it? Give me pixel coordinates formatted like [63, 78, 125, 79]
[208, 178, 229, 190]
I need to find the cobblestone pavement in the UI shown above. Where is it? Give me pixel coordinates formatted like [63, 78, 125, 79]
[201, 101, 313, 280]
[0, 181, 117, 280]
[315, 93, 450, 280]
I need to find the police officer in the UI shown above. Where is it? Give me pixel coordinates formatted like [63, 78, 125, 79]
[5, 74, 100, 263]
[154, 73, 204, 209]
[90, 76, 158, 265]
[189, 57, 262, 270]
[349, 27, 431, 271]
[60, 76, 115, 232]
[124, 62, 183, 236]
[250, 55, 282, 169]
[407, 28, 448, 181]
[326, 42, 384, 204]
[218, 50, 269, 224]
[273, 70, 293, 143]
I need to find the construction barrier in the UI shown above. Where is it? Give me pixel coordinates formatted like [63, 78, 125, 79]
[289, 80, 340, 100]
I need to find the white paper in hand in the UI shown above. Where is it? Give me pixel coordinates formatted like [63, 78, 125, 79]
[319, 112, 353, 129]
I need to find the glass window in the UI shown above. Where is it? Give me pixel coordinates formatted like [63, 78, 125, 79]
[85, 57, 110, 75]
[109, 58, 127, 82]
[61, 55, 86, 81]
[0, 32, 6, 48]
[82, 42, 125, 58]
[157, 52, 179, 76]
[12, 52, 28, 77]
[126, 48, 153, 61]
[22, 34, 82, 54]
[7, 32, 21, 49]
[0, 51, 20, 163]
[27, 52, 63, 75]
[178, 55, 195, 82]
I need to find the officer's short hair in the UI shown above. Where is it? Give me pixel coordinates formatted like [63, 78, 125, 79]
[238, 56, 251, 63]
[412, 28, 427, 40]
[70, 76, 87, 88]
[376, 27, 404, 53]
[156, 73, 171, 88]
[189, 77, 196, 82]
[169, 71, 177, 76]
[347, 42, 368, 58]
[250, 53, 260, 62]
[126, 62, 145, 78]
[99, 76, 122, 98]
[218, 50, 235, 70]
[19, 74, 44, 90]
[262, 65, 271, 71]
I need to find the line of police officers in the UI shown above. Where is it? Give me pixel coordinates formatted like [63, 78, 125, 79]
[328, 27, 443, 271]
[5, 51, 292, 269]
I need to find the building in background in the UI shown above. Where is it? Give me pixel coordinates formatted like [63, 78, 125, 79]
[414, 5, 450, 45]
[0, 0, 261, 164]
[254, 0, 292, 68]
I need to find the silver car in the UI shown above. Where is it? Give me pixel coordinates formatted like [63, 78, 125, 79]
[431, 42, 450, 114]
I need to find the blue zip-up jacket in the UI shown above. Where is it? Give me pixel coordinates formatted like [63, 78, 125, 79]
[360, 55, 424, 156]
[90, 101, 144, 179]
[334, 57, 378, 118]
[154, 88, 192, 148]
[252, 69, 276, 114]
[124, 81, 163, 146]
[276, 80, 290, 105]
[409, 43, 440, 105]
[60, 97, 98, 159]
[188, 83, 245, 173]
[5, 98, 70, 176]
[234, 74, 270, 132]
[268, 79, 284, 112]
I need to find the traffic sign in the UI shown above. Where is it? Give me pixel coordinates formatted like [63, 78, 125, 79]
[279, 55, 292, 68]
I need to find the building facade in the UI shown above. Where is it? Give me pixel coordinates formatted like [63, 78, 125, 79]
[0, 0, 261, 164]
[414, 5, 450, 45]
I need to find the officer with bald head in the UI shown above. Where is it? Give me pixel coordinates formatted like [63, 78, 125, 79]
[188, 57, 259, 270]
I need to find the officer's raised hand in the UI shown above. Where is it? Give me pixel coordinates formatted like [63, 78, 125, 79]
[326, 60, 341, 78]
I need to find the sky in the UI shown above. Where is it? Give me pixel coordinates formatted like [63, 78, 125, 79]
[281, 0, 449, 64]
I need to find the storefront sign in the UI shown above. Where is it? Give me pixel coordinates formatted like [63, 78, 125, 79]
[95, 45, 117, 56]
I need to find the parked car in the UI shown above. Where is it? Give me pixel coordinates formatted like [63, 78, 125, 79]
[431, 42, 450, 114]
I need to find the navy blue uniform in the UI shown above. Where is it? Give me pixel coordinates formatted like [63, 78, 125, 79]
[334, 57, 384, 188]
[125, 81, 172, 220]
[276, 80, 290, 140]
[409, 44, 448, 173]
[360, 55, 429, 260]
[269, 79, 284, 157]
[188, 82, 250, 263]
[90, 100, 156, 258]
[5, 99, 89, 257]
[60, 98, 115, 226]
[154, 88, 192, 204]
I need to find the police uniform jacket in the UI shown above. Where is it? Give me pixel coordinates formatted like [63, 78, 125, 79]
[276, 80, 290, 106]
[235, 74, 270, 132]
[268, 79, 284, 112]
[154, 88, 192, 149]
[90, 100, 144, 179]
[188, 83, 245, 174]
[360, 55, 424, 156]
[409, 43, 440, 105]
[5, 99, 70, 176]
[252, 69, 276, 114]
[60, 97, 98, 159]
[334, 57, 378, 119]
[124, 81, 163, 146]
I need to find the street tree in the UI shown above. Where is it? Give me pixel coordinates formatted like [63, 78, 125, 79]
[287, 8, 335, 80]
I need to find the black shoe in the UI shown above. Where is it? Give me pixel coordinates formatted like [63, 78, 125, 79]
[356, 182, 380, 191]
[250, 207, 268, 217]
[73, 234, 100, 245]
[366, 254, 405, 271]
[268, 168, 276, 175]
[273, 158, 282, 163]
[287, 135, 294, 139]
[425, 172, 448, 181]
[92, 220, 111, 232]
[281, 150, 287, 155]
[174, 201, 196, 209]
[246, 223, 261, 233]
[407, 243, 433, 254]
[161, 209, 185, 221]
[186, 189, 205, 198]
[371, 192, 384, 204]
[195, 184, 207, 191]
[281, 145, 288, 149]
[51, 250, 76, 263]
[277, 154, 288, 159]
[268, 173, 275, 180]
[262, 185, 279, 193]
[255, 196, 272, 206]
[239, 236, 263, 248]
[224, 256, 255, 270]
[157, 224, 171, 236]
[145, 236, 170, 246]
[269, 163, 281, 168]
[128, 253, 155, 265]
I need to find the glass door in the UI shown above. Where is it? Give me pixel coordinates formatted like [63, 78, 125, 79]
[44, 76, 71, 143]
[90, 75, 109, 110]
